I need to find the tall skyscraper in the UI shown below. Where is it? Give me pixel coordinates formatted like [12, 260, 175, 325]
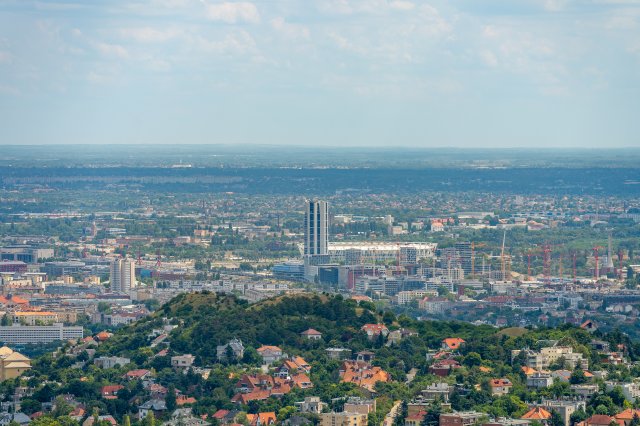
[304, 199, 329, 256]
[110, 258, 136, 293]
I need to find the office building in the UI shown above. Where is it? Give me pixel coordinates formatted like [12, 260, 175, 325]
[0, 246, 54, 263]
[304, 200, 329, 256]
[0, 323, 83, 344]
[110, 258, 136, 293]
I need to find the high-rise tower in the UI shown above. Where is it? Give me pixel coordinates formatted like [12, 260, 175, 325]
[304, 199, 329, 256]
[110, 258, 136, 293]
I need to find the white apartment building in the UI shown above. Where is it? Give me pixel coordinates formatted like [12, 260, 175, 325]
[110, 258, 136, 293]
[0, 323, 83, 344]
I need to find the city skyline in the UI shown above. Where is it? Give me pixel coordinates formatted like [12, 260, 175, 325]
[0, 0, 639, 148]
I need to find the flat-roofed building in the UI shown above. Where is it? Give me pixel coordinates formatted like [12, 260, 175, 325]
[0, 323, 83, 344]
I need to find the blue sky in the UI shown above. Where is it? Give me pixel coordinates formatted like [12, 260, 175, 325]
[0, 0, 639, 147]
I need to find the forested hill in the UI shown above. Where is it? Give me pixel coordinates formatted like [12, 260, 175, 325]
[97, 292, 499, 366]
[96, 292, 640, 370]
[18, 292, 640, 426]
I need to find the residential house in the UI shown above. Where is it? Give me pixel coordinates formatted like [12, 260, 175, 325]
[439, 412, 486, 426]
[138, 399, 167, 419]
[527, 372, 553, 389]
[94, 356, 130, 369]
[295, 396, 325, 414]
[82, 416, 117, 426]
[605, 382, 640, 401]
[355, 351, 375, 363]
[300, 329, 322, 340]
[257, 345, 285, 365]
[406, 411, 428, 426]
[541, 400, 586, 426]
[101, 385, 124, 400]
[421, 383, 451, 402]
[578, 415, 621, 426]
[320, 411, 368, 426]
[125, 369, 152, 381]
[489, 379, 512, 396]
[343, 397, 376, 415]
[171, 354, 196, 370]
[217, 338, 245, 362]
[361, 324, 389, 340]
[246, 412, 277, 426]
[276, 357, 311, 379]
[521, 407, 552, 424]
[441, 338, 466, 351]
[429, 359, 461, 377]
[340, 361, 391, 392]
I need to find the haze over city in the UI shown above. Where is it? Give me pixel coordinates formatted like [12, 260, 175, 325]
[1, 0, 639, 147]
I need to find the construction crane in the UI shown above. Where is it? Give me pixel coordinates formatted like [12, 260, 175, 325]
[543, 244, 552, 285]
[471, 242, 486, 279]
[500, 231, 508, 281]
[524, 249, 538, 281]
[572, 252, 577, 283]
[592, 246, 604, 280]
[618, 249, 625, 281]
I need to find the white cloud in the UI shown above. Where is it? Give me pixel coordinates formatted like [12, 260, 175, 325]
[480, 50, 498, 67]
[205, 2, 260, 24]
[390, 1, 415, 11]
[95, 42, 129, 58]
[270, 17, 310, 40]
[190, 30, 256, 54]
[542, 0, 567, 11]
[119, 27, 181, 43]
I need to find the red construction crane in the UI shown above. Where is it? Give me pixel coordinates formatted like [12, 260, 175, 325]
[618, 249, 625, 280]
[593, 246, 604, 280]
[156, 250, 162, 268]
[137, 251, 142, 265]
[543, 244, 552, 285]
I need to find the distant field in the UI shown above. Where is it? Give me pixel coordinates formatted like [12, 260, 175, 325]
[497, 327, 529, 337]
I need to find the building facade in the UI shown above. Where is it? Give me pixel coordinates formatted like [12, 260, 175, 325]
[304, 200, 329, 256]
[110, 258, 136, 293]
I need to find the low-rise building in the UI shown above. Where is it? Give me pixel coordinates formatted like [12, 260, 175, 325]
[171, 354, 196, 369]
[94, 356, 131, 369]
[320, 412, 367, 426]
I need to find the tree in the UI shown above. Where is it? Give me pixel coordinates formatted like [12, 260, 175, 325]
[123, 415, 131, 426]
[550, 410, 564, 426]
[570, 368, 586, 384]
[166, 385, 177, 411]
[463, 352, 482, 368]
[143, 412, 156, 426]
[420, 403, 442, 426]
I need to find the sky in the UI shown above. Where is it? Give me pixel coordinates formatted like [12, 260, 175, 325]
[0, 0, 639, 148]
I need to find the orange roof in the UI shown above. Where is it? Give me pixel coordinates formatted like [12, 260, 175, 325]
[258, 412, 276, 425]
[479, 366, 492, 373]
[177, 395, 197, 406]
[615, 409, 640, 420]
[361, 324, 388, 333]
[340, 360, 391, 391]
[257, 345, 281, 352]
[301, 328, 322, 335]
[489, 379, 512, 387]
[442, 338, 466, 350]
[521, 366, 538, 375]
[96, 331, 112, 341]
[522, 407, 552, 420]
